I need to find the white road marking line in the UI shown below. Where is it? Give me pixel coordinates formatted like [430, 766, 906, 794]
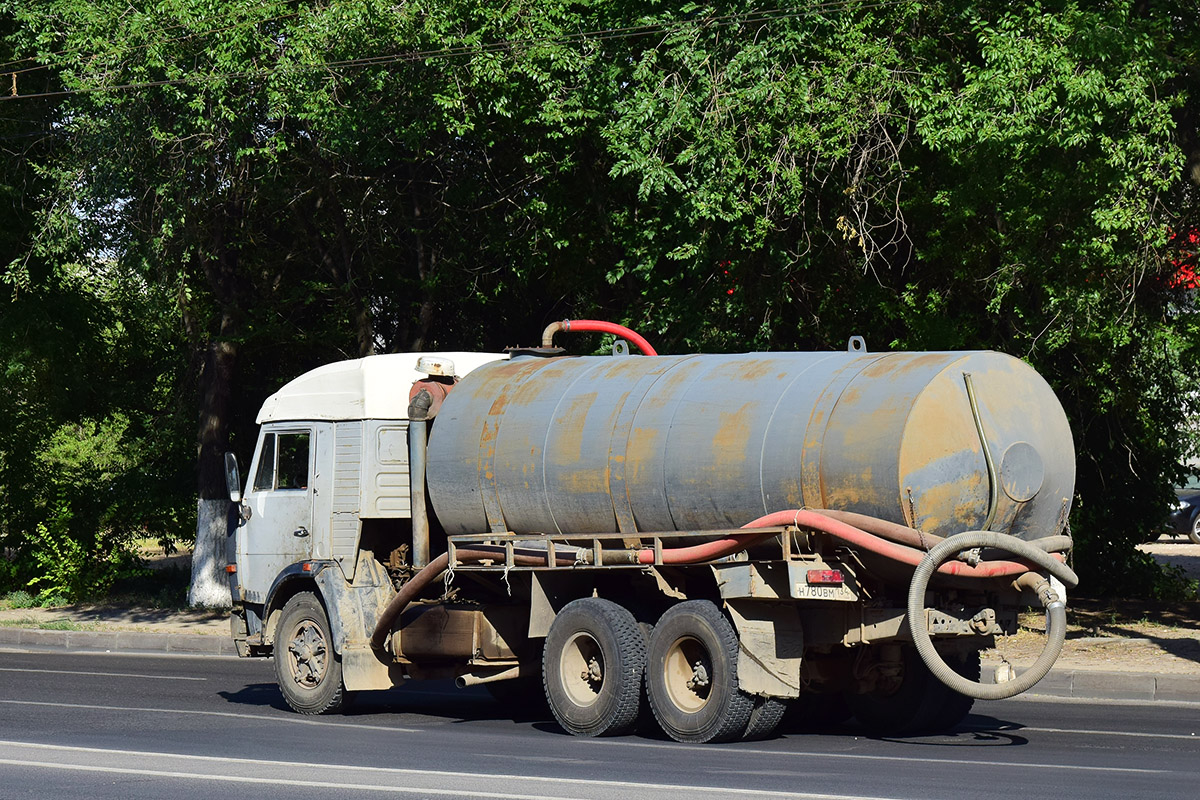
[0, 759, 583, 800]
[578, 737, 1169, 773]
[0, 699, 421, 733]
[0, 667, 206, 681]
[1015, 726, 1200, 741]
[0, 742, 896, 800]
[0, 700, 1183, 776]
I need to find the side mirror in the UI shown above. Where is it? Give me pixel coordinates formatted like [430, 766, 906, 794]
[224, 451, 242, 504]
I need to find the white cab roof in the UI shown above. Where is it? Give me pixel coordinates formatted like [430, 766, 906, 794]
[256, 351, 508, 424]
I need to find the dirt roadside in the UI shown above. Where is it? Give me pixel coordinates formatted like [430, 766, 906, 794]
[2, 541, 1197, 676]
[986, 537, 1200, 674]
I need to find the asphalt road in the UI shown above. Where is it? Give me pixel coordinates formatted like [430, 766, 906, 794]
[1, 648, 1198, 800]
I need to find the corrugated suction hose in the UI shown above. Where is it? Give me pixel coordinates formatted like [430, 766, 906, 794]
[906, 531, 1079, 700]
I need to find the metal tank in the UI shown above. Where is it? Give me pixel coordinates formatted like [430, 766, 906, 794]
[424, 346, 1075, 541]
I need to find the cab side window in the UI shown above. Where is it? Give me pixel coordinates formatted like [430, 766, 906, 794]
[276, 433, 310, 490]
[251, 431, 310, 492]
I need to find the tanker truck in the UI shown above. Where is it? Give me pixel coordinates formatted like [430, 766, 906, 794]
[222, 320, 1078, 743]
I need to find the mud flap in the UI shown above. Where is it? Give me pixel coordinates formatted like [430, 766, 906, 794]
[725, 600, 804, 699]
[314, 555, 404, 691]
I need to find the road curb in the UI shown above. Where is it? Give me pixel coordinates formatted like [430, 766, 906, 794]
[0, 626, 237, 656]
[980, 663, 1199, 703]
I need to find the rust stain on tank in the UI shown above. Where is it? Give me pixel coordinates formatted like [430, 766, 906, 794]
[624, 427, 661, 483]
[557, 467, 609, 495]
[910, 473, 985, 535]
[837, 386, 863, 406]
[779, 476, 803, 507]
[734, 360, 775, 381]
[711, 402, 754, 467]
[861, 352, 951, 381]
[549, 392, 598, 463]
[485, 390, 511, 418]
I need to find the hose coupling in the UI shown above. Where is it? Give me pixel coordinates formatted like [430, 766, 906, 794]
[957, 547, 983, 566]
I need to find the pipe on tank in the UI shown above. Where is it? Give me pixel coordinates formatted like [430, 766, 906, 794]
[808, 509, 1072, 562]
[541, 319, 658, 356]
[408, 418, 430, 569]
[370, 547, 578, 652]
[810, 509, 944, 551]
[727, 510, 1072, 580]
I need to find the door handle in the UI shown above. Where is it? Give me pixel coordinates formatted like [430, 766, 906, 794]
[293, 526, 309, 538]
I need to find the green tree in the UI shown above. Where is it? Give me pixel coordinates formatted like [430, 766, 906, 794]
[2, 0, 1196, 600]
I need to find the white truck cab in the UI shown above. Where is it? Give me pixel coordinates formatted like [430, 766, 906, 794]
[226, 352, 506, 706]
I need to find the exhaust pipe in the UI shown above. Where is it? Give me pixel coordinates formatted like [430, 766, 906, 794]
[455, 666, 523, 688]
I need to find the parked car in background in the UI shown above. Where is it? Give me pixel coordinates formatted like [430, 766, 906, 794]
[1168, 476, 1200, 544]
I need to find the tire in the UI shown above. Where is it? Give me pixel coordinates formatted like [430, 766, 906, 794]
[1189, 515, 1200, 546]
[924, 651, 979, 733]
[644, 600, 754, 743]
[274, 592, 348, 715]
[742, 696, 788, 741]
[782, 692, 852, 733]
[845, 645, 957, 736]
[542, 598, 646, 737]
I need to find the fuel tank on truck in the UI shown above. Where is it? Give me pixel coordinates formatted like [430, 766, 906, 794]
[424, 346, 1075, 541]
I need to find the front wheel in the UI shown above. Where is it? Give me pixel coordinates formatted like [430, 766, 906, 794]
[1189, 516, 1200, 546]
[274, 592, 348, 715]
[644, 600, 755, 743]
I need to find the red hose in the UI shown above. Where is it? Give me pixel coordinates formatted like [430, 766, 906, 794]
[542, 319, 658, 356]
[635, 509, 1058, 578]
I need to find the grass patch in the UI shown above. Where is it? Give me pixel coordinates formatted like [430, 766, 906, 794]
[1, 590, 36, 609]
[0, 617, 88, 631]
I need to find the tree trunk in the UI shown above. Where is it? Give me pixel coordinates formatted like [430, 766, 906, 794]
[188, 194, 243, 609]
[189, 329, 238, 608]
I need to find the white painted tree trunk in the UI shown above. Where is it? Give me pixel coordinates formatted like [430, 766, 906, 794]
[189, 498, 233, 608]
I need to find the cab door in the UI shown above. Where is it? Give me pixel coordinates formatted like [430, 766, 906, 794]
[236, 426, 315, 604]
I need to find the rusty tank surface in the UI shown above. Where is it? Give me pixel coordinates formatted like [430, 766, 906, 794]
[425, 345, 1074, 541]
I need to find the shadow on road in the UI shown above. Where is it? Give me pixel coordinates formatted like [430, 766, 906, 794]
[218, 678, 555, 723]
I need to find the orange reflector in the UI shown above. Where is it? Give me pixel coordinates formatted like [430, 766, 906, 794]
[301, 562, 314, 572]
[806, 569, 843, 585]
[225, 565, 237, 573]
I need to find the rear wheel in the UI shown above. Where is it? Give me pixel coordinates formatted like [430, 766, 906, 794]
[783, 692, 852, 733]
[742, 696, 788, 741]
[925, 651, 979, 733]
[845, 645, 968, 736]
[644, 600, 754, 743]
[1189, 516, 1200, 546]
[274, 592, 348, 715]
[542, 598, 646, 737]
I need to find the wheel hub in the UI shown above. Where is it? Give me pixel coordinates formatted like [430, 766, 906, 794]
[560, 632, 605, 706]
[663, 636, 712, 712]
[287, 621, 327, 687]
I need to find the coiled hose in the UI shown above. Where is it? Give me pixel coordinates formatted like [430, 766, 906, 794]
[906, 531, 1079, 699]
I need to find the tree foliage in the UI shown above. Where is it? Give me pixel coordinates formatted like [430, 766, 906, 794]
[0, 0, 1197, 600]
